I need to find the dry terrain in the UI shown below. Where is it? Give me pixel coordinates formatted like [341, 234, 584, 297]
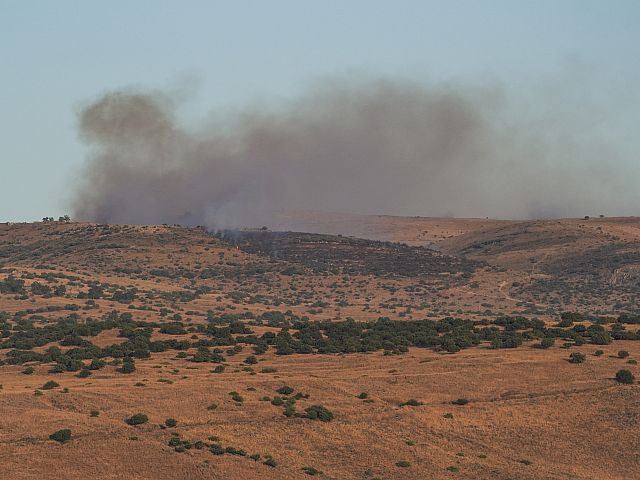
[0, 216, 638, 479]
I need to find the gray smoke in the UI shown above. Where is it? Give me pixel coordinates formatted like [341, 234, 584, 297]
[71, 77, 638, 227]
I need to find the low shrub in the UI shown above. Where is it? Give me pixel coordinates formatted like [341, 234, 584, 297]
[305, 405, 334, 422]
[126, 413, 149, 425]
[615, 369, 635, 384]
[49, 429, 72, 443]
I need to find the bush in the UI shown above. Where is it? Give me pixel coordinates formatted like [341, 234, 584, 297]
[165, 418, 177, 427]
[49, 429, 72, 443]
[22, 366, 35, 375]
[263, 456, 277, 468]
[125, 413, 149, 425]
[244, 355, 258, 365]
[400, 399, 423, 407]
[594, 350, 604, 356]
[357, 392, 369, 399]
[229, 391, 244, 403]
[615, 369, 635, 384]
[210, 444, 224, 455]
[396, 461, 411, 468]
[276, 386, 294, 395]
[618, 350, 630, 359]
[591, 331, 611, 345]
[305, 405, 334, 422]
[302, 467, 322, 476]
[118, 357, 136, 374]
[569, 352, 586, 364]
[42, 380, 59, 390]
[451, 398, 469, 405]
[536, 338, 555, 349]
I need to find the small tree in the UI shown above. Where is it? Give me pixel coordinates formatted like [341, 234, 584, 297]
[305, 405, 334, 422]
[615, 369, 635, 384]
[537, 338, 555, 349]
[569, 352, 586, 364]
[276, 386, 294, 395]
[244, 355, 258, 365]
[42, 380, 60, 390]
[118, 357, 136, 374]
[165, 418, 177, 427]
[125, 413, 149, 425]
[49, 429, 72, 443]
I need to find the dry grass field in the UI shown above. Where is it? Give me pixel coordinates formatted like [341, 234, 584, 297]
[0, 216, 638, 479]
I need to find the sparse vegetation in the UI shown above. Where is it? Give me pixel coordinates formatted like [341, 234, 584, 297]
[49, 429, 71, 443]
[615, 369, 635, 384]
[126, 413, 149, 426]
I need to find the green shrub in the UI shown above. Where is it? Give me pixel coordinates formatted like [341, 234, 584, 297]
[451, 398, 469, 405]
[49, 429, 71, 443]
[229, 391, 244, 403]
[594, 350, 604, 356]
[302, 466, 321, 475]
[569, 352, 586, 364]
[276, 386, 294, 395]
[210, 443, 225, 455]
[615, 369, 635, 384]
[118, 357, 136, 374]
[536, 338, 555, 349]
[400, 399, 423, 407]
[591, 331, 611, 345]
[22, 366, 35, 375]
[396, 461, 411, 468]
[125, 413, 149, 425]
[168, 437, 182, 447]
[305, 405, 334, 422]
[618, 350, 630, 359]
[165, 418, 177, 427]
[244, 355, 258, 365]
[357, 392, 369, 399]
[263, 456, 277, 467]
[42, 380, 59, 390]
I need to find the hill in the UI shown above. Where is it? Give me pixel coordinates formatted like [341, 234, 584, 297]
[0, 218, 638, 479]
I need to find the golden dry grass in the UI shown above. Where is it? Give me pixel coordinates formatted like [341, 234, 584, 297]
[0, 217, 638, 479]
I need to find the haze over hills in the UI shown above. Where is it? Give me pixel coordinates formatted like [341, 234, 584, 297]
[3, 2, 640, 479]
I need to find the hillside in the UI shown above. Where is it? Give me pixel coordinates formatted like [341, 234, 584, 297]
[0, 219, 638, 480]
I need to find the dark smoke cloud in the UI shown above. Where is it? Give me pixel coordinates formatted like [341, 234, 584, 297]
[71, 77, 638, 227]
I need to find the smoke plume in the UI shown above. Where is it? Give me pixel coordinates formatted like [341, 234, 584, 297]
[71, 77, 638, 227]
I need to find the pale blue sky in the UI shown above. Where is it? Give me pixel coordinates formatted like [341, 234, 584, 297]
[1, 1, 639, 221]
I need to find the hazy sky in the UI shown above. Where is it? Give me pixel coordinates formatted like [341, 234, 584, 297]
[1, 1, 639, 221]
